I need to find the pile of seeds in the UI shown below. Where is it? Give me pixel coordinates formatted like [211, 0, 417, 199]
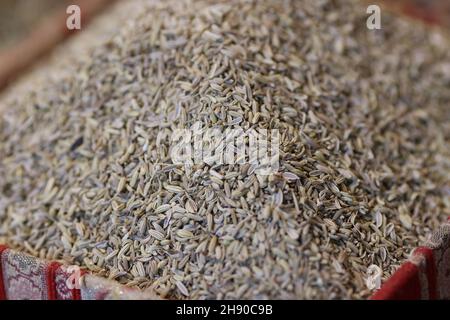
[0, 0, 449, 299]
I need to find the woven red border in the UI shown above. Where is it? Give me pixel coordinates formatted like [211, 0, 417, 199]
[46, 261, 61, 300]
[48, 263, 84, 300]
[371, 262, 421, 300]
[0, 245, 8, 300]
[371, 217, 450, 300]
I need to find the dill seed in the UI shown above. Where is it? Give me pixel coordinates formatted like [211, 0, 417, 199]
[0, 0, 448, 301]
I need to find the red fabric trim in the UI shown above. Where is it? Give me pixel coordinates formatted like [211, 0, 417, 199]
[371, 262, 422, 300]
[73, 288, 81, 300]
[414, 247, 438, 299]
[0, 245, 8, 300]
[46, 261, 61, 300]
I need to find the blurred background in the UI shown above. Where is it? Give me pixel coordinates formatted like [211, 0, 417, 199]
[0, 0, 449, 92]
[0, 0, 65, 50]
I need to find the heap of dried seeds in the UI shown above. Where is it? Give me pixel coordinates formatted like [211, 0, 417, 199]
[0, 0, 449, 299]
